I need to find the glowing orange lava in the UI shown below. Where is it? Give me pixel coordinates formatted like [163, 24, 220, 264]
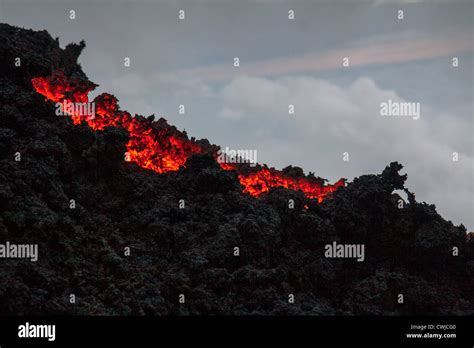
[31, 71, 344, 200]
[238, 167, 345, 203]
[32, 72, 203, 173]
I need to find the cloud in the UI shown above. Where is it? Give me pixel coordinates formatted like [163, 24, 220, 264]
[206, 75, 473, 230]
[371, 0, 427, 7]
[157, 31, 473, 82]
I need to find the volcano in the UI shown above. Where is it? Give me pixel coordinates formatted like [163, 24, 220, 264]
[30, 70, 346, 202]
[0, 23, 473, 315]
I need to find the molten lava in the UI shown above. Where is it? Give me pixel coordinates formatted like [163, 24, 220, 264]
[31, 71, 345, 201]
[238, 168, 345, 203]
[32, 72, 203, 173]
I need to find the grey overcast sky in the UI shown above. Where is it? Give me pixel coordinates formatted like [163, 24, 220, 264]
[1, 0, 473, 230]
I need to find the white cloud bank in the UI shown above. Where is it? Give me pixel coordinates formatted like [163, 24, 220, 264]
[212, 75, 473, 230]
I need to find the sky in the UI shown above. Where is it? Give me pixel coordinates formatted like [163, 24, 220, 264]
[1, 0, 473, 230]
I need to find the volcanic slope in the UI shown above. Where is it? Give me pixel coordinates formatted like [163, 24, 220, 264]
[0, 23, 473, 315]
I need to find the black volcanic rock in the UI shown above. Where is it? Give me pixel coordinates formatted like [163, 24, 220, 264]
[0, 23, 472, 315]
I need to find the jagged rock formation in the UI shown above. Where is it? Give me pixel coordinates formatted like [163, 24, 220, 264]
[0, 23, 472, 315]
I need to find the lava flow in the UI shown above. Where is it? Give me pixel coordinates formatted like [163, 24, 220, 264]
[238, 167, 344, 202]
[31, 71, 345, 201]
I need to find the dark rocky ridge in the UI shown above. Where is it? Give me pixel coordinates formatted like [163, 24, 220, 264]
[0, 23, 473, 315]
